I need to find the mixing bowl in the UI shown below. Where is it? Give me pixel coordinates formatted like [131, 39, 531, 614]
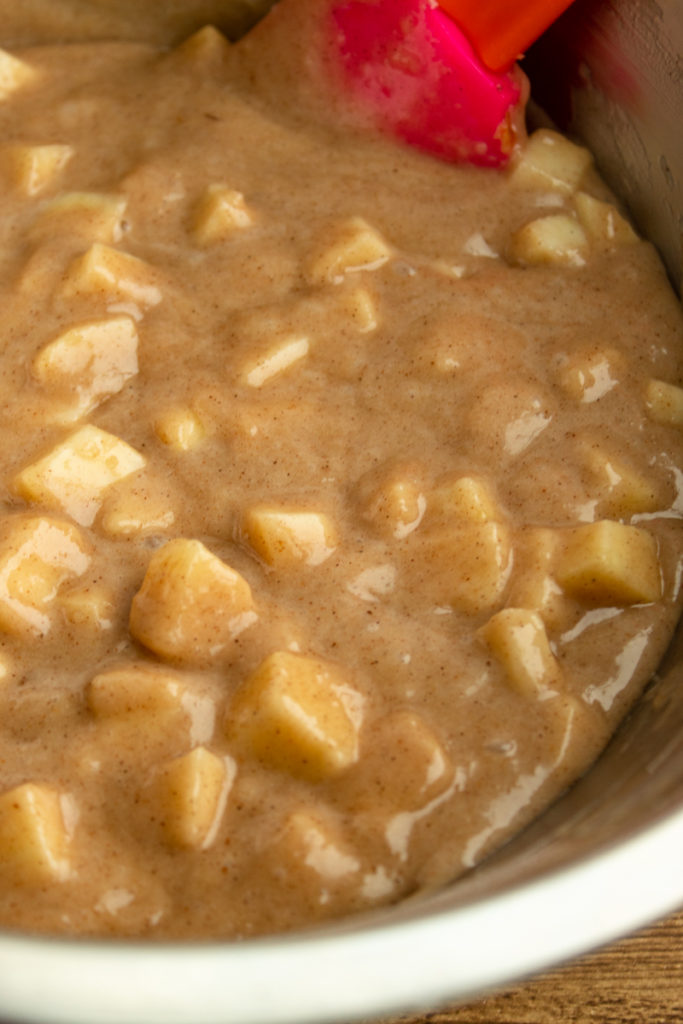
[0, 0, 681, 1021]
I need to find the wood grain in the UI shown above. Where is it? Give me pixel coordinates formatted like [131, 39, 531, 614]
[385, 907, 683, 1024]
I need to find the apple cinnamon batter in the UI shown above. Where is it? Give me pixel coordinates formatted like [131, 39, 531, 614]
[0, 2, 681, 939]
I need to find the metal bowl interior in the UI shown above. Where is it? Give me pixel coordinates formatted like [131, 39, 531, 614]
[0, 1, 681, 1021]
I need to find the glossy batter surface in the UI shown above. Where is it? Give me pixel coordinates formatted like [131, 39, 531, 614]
[0, 3, 681, 938]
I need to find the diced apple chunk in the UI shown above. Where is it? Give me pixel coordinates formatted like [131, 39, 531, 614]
[0, 654, 11, 683]
[578, 441, 662, 517]
[273, 809, 360, 883]
[412, 521, 512, 615]
[645, 378, 683, 428]
[428, 474, 500, 524]
[509, 214, 589, 268]
[243, 506, 338, 567]
[31, 193, 127, 244]
[556, 521, 662, 605]
[462, 232, 499, 259]
[0, 49, 37, 101]
[98, 480, 175, 538]
[0, 783, 71, 884]
[154, 405, 206, 451]
[193, 185, 253, 245]
[240, 335, 309, 388]
[574, 191, 638, 244]
[33, 316, 138, 423]
[361, 467, 426, 540]
[505, 528, 569, 630]
[60, 584, 115, 631]
[416, 312, 524, 376]
[229, 651, 362, 781]
[509, 129, 592, 194]
[308, 217, 392, 284]
[341, 286, 379, 333]
[129, 538, 256, 664]
[87, 663, 189, 718]
[61, 243, 162, 308]
[2, 143, 73, 196]
[0, 516, 90, 637]
[175, 25, 232, 63]
[14, 425, 146, 526]
[479, 607, 562, 697]
[465, 375, 553, 457]
[154, 747, 234, 850]
[556, 345, 624, 403]
[346, 563, 396, 602]
[355, 710, 454, 811]
[539, 692, 604, 779]
[84, 663, 215, 767]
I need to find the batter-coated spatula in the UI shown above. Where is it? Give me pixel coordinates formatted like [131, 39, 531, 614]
[327, 0, 576, 166]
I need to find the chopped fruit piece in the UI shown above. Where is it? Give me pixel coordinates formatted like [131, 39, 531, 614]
[0, 783, 71, 884]
[240, 335, 309, 388]
[645, 378, 683, 428]
[577, 440, 663, 517]
[539, 693, 604, 778]
[340, 286, 379, 333]
[416, 312, 526, 376]
[59, 584, 115, 631]
[175, 25, 232, 63]
[429, 259, 466, 280]
[98, 479, 175, 538]
[90, 866, 170, 933]
[14, 425, 146, 527]
[243, 507, 338, 567]
[351, 710, 454, 812]
[129, 538, 256, 664]
[83, 663, 215, 767]
[360, 466, 426, 540]
[193, 185, 253, 244]
[509, 214, 589, 268]
[509, 129, 592, 194]
[412, 521, 512, 615]
[207, 395, 317, 442]
[61, 243, 162, 308]
[87, 663, 189, 718]
[2, 143, 73, 196]
[346, 563, 396, 602]
[428, 474, 501, 524]
[272, 809, 360, 883]
[556, 345, 624, 403]
[0, 49, 37, 101]
[556, 521, 662, 605]
[505, 528, 569, 631]
[308, 217, 392, 284]
[229, 650, 362, 781]
[153, 747, 234, 850]
[30, 193, 127, 244]
[462, 232, 499, 259]
[466, 375, 554, 458]
[33, 316, 138, 423]
[100, 503, 175, 538]
[574, 191, 638, 245]
[478, 607, 563, 697]
[0, 516, 90, 637]
[154, 405, 206, 451]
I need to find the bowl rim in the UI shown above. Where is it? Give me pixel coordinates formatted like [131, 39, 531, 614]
[0, 800, 682, 1024]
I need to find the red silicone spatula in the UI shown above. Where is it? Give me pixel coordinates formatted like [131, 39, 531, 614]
[326, 0, 576, 166]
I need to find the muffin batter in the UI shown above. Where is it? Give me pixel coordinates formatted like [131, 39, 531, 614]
[0, 0, 681, 938]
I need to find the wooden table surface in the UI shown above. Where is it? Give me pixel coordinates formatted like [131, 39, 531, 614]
[380, 906, 683, 1024]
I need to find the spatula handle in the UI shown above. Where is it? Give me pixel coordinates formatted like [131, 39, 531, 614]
[437, 0, 576, 70]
